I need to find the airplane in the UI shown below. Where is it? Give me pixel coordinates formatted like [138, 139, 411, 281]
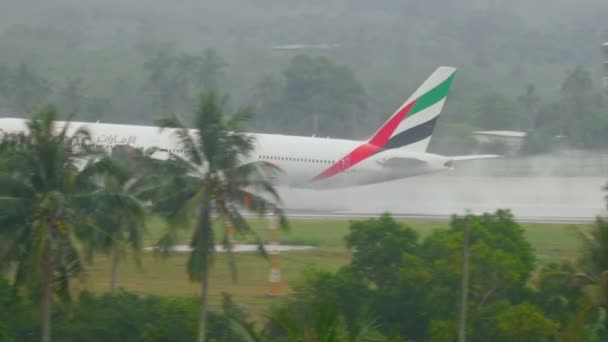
[0, 66, 499, 189]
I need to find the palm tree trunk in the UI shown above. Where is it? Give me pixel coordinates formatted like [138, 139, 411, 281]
[197, 192, 213, 342]
[110, 242, 119, 293]
[41, 246, 53, 342]
[197, 267, 210, 342]
[110, 225, 122, 293]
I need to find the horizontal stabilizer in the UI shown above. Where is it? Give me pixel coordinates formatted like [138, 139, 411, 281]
[449, 154, 501, 162]
[377, 156, 427, 168]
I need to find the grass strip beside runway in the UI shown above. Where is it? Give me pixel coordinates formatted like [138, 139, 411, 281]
[77, 217, 588, 315]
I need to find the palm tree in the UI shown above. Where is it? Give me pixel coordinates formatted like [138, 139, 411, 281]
[0, 141, 15, 276]
[541, 218, 608, 340]
[0, 106, 114, 342]
[155, 91, 288, 342]
[80, 147, 160, 293]
[229, 300, 386, 342]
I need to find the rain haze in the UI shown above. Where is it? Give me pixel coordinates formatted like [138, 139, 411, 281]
[1, 0, 608, 341]
[1, 0, 607, 218]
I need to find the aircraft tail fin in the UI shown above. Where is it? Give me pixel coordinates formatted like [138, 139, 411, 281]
[367, 66, 456, 153]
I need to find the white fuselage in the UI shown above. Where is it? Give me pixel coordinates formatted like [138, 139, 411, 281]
[0, 119, 452, 189]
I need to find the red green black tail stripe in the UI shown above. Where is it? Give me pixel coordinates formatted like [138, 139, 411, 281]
[312, 71, 455, 182]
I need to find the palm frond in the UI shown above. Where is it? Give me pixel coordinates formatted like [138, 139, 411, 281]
[228, 317, 265, 342]
[222, 204, 268, 262]
[156, 113, 204, 166]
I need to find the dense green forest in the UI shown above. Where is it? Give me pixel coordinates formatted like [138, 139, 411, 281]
[0, 0, 607, 153]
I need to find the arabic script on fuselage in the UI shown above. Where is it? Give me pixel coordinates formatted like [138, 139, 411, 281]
[71, 134, 137, 146]
[96, 134, 137, 145]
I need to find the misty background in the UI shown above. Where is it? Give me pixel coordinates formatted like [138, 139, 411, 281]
[0, 0, 607, 176]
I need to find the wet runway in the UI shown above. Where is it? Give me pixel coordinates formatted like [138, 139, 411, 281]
[275, 176, 608, 224]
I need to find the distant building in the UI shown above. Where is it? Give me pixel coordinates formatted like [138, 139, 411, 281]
[472, 130, 527, 155]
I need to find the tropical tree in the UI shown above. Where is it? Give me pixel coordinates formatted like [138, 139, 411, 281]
[571, 219, 608, 336]
[13, 63, 54, 113]
[194, 48, 227, 91]
[81, 147, 162, 293]
[154, 90, 288, 342]
[230, 299, 387, 342]
[518, 83, 541, 131]
[533, 187, 608, 340]
[266, 54, 367, 138]
[476, 91, 523, 130]
[0, 106, 114, 342]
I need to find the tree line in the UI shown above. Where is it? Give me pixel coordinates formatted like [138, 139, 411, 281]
[3, 200, 608, 340]
[1, 51, 606, 156]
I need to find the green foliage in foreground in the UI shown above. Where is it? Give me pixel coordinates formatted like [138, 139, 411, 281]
[2, 210, 608, 341]
[273, 210, 602, 341]
[0, 279, 249, 342]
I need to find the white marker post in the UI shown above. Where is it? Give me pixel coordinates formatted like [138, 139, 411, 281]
[266, 208, 281, 296]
